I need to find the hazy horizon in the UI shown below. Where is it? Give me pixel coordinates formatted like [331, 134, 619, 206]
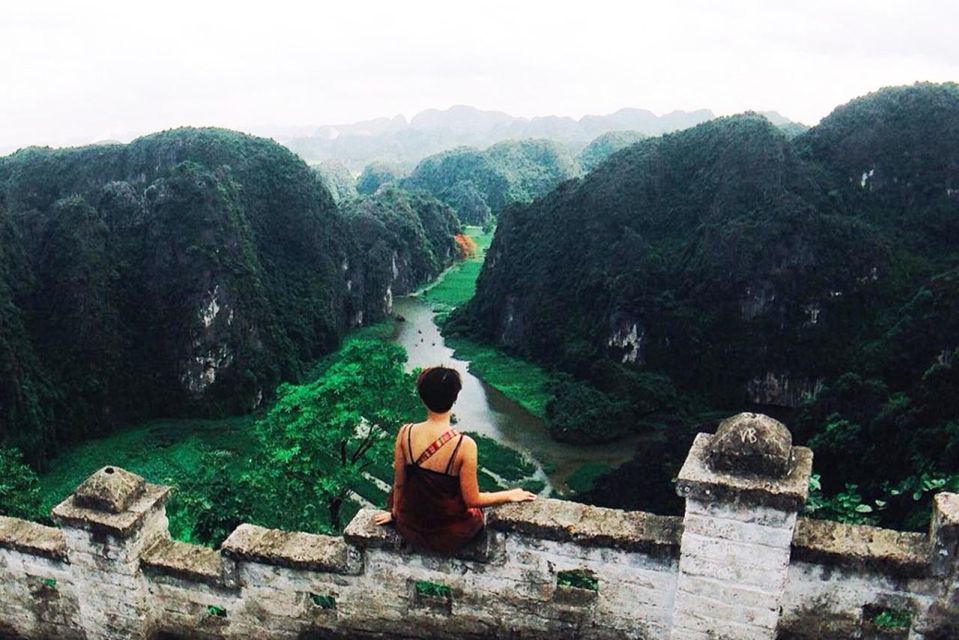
[2, 0, 957, 151]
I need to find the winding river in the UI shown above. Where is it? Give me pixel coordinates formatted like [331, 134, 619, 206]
[389, 295, 642, 494]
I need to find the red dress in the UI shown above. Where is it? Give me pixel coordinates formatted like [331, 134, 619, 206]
[387, 423, 485, 554]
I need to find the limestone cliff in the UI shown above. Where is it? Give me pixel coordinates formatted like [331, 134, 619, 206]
[0, 128, 459, 462]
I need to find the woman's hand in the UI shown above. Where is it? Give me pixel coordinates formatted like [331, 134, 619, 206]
[372, 511, 393, 525]
[507, 488, 537, 503]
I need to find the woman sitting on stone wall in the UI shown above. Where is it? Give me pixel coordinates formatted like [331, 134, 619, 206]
[373, 366, 536, 553]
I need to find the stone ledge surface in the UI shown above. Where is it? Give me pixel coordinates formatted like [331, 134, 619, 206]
[0, 515, 68, 561]
[487, 499, 682, 556]
[677, 433, 812, 511]
[343, 508, 405, 551]
[141, 538, 225, 586]
[221, 523, 360, 574]
[51, 483, 170, 537]
[792, 517, 930, 577]
[934, 492, 959, 527]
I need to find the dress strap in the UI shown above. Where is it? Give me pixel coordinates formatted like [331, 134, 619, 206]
[415, 429, 458, 466]
[404, 423, 414, 464]
[444, 434, 465, 475]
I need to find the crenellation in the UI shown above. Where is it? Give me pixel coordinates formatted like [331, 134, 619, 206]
[792, 517, 931, 577]
[141, 538, 232, 587]
[0, 516, 68, 561]
[222, 523, 362, 574]
[0, 417, 956, 639]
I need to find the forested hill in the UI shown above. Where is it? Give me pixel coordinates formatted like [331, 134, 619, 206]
[458, 84, 959, 524]
[0, 128, 460, 465]
[402, 139, 580, 224]
[454, 82, 959, 525]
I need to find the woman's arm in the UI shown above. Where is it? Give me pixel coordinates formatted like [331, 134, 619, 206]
[458, 436, 536, 508]
[373, 424, 409, 525]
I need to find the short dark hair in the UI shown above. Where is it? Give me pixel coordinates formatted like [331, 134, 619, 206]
[416, 366, 462, 413]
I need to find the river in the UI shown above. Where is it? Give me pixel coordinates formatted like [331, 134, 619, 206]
[388, 295, 642, 495]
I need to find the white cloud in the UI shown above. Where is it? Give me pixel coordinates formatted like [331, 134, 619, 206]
[1, 0, 956, 149]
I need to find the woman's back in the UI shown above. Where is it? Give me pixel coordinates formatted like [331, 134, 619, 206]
[374, 366, 534, 553]
[391, 422, 484, 553]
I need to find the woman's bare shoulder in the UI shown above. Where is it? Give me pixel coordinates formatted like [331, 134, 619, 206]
[459, 433, 478, 453]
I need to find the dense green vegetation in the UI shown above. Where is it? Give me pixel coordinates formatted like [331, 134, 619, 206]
[460, 83, 959, 528]
[403, 139, 580, 224]
[0, 128, 460, 468]
[356, 162, 408, 195]
[578, 130, 646, 172]
[29, 315, 542, 544]
[252, 339, 419, 530]
[0, 447, 42, 520]
[341, 186, 462, 300]
[312, 160, 358, 203]
[419, 224, 494, 314]
[564, 462, 613, 495]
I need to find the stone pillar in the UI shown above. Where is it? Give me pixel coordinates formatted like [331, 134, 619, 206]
[51, 466, 171, 640]
[914, 492, 959, 639]
[669, 412, 812, 640]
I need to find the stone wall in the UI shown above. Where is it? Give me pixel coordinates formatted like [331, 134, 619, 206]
[0, 413, 956, 640]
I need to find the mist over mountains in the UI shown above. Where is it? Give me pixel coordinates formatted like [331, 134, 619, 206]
[280, 105, 792, 171]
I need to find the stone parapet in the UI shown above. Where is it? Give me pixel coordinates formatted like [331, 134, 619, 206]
[0, 416, 956, 639]
[487, 499, 682, 557]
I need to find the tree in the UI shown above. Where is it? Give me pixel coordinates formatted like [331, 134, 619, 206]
[0, 447, 42, 520]
[251, 339, 420, 531]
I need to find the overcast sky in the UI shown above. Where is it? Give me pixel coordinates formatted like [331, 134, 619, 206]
[1, 0, 956, 150]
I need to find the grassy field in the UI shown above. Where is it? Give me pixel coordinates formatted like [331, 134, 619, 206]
[445, 336, 552, 419]
[419, 225, 493, 316]
[37, 415, 258, 519]
[565, 462, 614, 495]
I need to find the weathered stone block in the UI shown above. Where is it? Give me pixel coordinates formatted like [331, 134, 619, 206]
[684, 496, 797, 529]
[792, 517, 930, 578]
[929, 492, 959, 577]
[672, 609, 773, 640]
[222, 523, 362, 575]
[52, 483, 170, 538]
[706, 412, 793, 478]
[679, 533, 790, 572]
[141, 538, 231, 588]
[677, 434, 812, 512]
[682, 512, 794, 547]
[488, 499, 682, 557]
[73, 466, 146, 514]
[0, 516, 68, 561]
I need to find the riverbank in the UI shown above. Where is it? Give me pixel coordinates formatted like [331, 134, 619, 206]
[415, 226, 556, 421]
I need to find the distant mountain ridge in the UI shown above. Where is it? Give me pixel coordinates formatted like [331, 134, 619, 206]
[283, 105, 726, 170]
